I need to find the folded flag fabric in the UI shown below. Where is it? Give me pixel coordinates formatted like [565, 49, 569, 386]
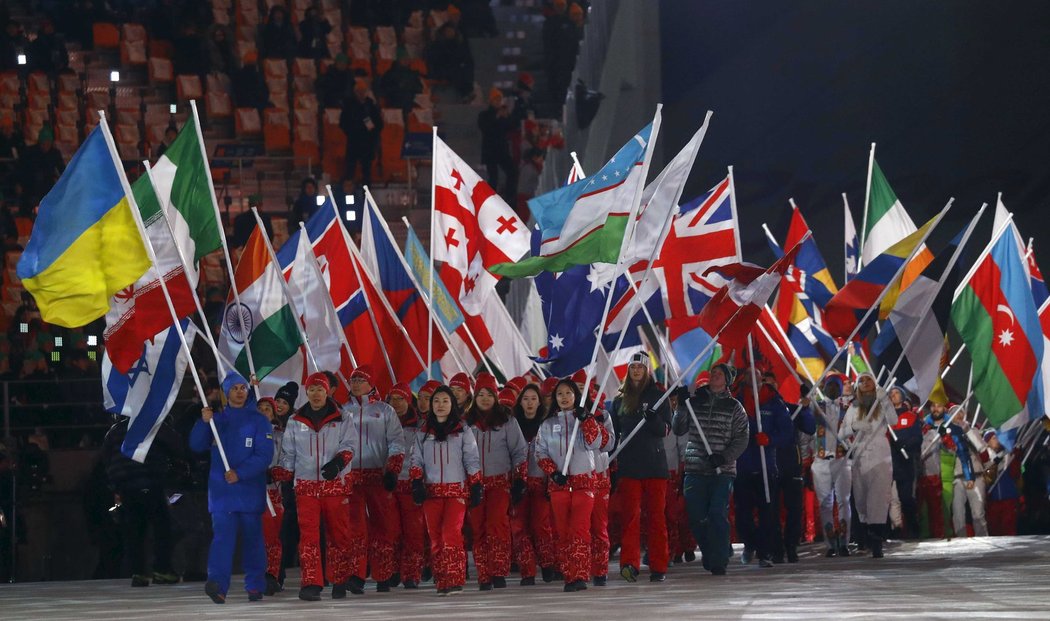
[17, 126, 151, 327]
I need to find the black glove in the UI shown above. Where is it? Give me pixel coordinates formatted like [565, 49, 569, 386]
[411, 478, 426, 505]
[510, 478, 526, 504]
[469, 482, 483, 508]
[574, 408, 591, 422]
[550, 472, 568, 486]
[643, 407, 658, 420]
[708, 453, 727, 469]
[937, 425, 950, 438]
[321, 455, 345, 480]
[673, 386, 690, 402]
[383, 470, 398, 492]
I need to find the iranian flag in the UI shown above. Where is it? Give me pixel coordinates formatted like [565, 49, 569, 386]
[103, 171, 199, 373]
[219, 225, 304, 382]
[951, 218, 1044, 449]
[862, 156, 933, 288]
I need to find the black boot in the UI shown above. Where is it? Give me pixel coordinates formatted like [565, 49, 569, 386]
[870, 524, 885, 559]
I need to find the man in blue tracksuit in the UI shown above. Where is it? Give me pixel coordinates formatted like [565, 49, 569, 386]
[190, 372, 274, 604]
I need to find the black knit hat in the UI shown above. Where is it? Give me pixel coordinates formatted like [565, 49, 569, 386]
[275, 381, 299, 405]
[711, 363, 736, 386]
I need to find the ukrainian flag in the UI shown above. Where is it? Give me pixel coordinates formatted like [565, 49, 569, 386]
[16, 126, 150, 327]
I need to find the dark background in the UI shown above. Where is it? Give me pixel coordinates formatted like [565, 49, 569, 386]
[658, 0, 1050, 277]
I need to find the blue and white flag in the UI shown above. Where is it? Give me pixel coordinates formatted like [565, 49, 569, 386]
[103, 320, 197, 463]
[844, 197, 860, 282]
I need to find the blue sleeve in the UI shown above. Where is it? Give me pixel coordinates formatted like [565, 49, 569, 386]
[189, 418, 214, 453]
[795, 405, 816, 436]
[768, 399, 795, 447]
[233, 418, 275, 480]
[900, 418, 924, 452]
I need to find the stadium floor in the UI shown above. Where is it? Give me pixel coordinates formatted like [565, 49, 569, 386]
[1, 536, 1048, 620]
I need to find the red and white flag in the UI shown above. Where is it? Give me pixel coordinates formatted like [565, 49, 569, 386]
[696, 236, 807, 351]
[433, 135, 530, 314]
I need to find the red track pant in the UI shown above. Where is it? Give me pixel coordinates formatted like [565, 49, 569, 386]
[348, 483, 401, 581]
[549, 489, 594, 584]
[468, 486, 511, 584]
[511, 480, 556, 577]
[296, 494, 353, 587]
[423, 497, 468, 590]
[918, 475, 945, 539]
[591, 474, 611, 577]
[986, 498, 1019, 536]
[619, 478, 668, 573]
[261, 489, 284, 577]
[396, 489, 427, 583]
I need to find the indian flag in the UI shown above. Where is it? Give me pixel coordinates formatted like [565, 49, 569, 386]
[219, 225, 304, 382]
[862, 158, 933, 290]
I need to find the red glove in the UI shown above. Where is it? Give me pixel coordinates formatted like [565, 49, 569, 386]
[755, 432, 770, 447]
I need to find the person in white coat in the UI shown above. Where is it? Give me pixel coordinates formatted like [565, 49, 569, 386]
[811, 373, 853, 557]
[843, 372, 897, 558]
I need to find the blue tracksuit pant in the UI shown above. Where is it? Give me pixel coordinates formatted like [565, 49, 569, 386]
[208, 511, 266, 594]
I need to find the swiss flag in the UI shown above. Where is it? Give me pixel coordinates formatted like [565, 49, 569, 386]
[433, 135, 529, 314]
[696, 236, 807, 352]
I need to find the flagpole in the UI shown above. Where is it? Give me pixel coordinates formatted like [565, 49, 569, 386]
[790, 199, 953, 417]
[843, 193, 852, 283]
[952, 213, 1017, 303]
[249, 208, 319, 374]
[746, 334, 772, 502]
[428, 126, 438, 380]
[859, 142, 876, 270]
[569, 151, 585, 181]
[564, 104, 664, 475]
[189, 100, 259, 396]
[727, 165, 743, 261]
[294, 221, 358, 369]
[880, 204, 987, 397]
[142, 161, 229, 376]
[487, 291, 548, 378]
[361, 187, 466, 377]
[98, 111, 230, 473]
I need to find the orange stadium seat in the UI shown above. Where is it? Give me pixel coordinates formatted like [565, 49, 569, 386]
[93, 23, 120, 49]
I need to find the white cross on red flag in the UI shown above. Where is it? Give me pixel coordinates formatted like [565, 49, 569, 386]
[432, 135, 530, 314]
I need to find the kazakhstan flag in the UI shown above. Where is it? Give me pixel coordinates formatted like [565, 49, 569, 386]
[17, 126, 151, 327]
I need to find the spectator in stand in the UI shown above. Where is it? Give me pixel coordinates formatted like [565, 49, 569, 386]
[260, 5, 297, 61]
[231, 53, 271, 112]
[0, 20, 27, 72]
[516, 148, 544, 221]
[18, 126, 65, 207]
[232, 195, 273, 248]
[173, 22, 208, 77]
[340, 81, 383, 186]
[318, 53, 353, 108]
[0, 117, 24, 159]
[543, 1, 584, 105]
[204, 25, 235, 75]
[379, 48, 424, 117]
[291, 177, 321, 225]
[426, 23, 474, 100]
[156, 126, 178, 159]
[27, 19, 68, 75]
[297, 6, 331, 59]
[478, 88, 518, 202]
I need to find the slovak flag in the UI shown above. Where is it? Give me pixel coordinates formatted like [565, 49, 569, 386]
[432, 135, 530, 314]
[695, 236, 807, 352]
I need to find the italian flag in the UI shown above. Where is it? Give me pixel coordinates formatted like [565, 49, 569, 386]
[951, 222, 1044, 445]
[103, 114, 222, 373]
[219, 225, 304, 381]
[862, 158, 932, 289]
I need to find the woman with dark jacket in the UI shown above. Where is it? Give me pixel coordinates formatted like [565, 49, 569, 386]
[611, 353, 672, 583]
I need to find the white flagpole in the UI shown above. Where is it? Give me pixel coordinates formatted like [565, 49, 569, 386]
[880, 204, 987, 395]
[562, 105, 664, 475]
[98, 112, 229, 473]
[428, 126, 438, 380]
[189, 100, 259, 396]
[142, 161, 230, 376]
[295, 222, 358, 369]
[249, 208, 318, 373]
[569, 150, 585, 181]
[859, 142, 876, 270]
[843, 193, 852, 283]
[746, 335, 772, 502]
